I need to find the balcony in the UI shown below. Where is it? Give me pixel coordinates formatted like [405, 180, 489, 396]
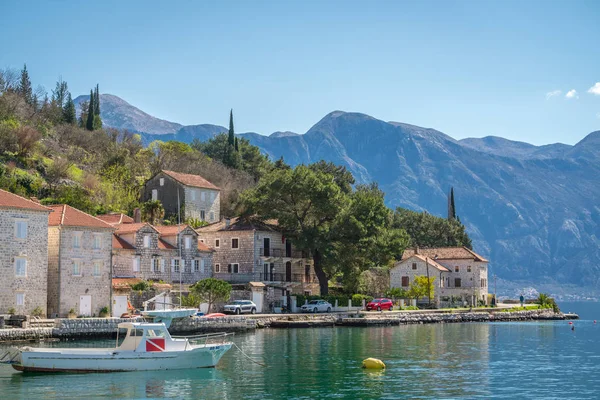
[214, 272, 318, 285]
[259, 248, 308, 258]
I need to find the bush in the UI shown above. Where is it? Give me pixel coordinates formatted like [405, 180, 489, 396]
[7, 307, 15, 315]
[130, 280, 151, 292]
[351, 294, 373, 307]
[99, 306, 109, 315]
[31, 306, 44, 317]
[403, 305, 419, 310]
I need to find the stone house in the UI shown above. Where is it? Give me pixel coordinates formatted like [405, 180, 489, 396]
[196, 217, 320, 312]
[46, 205, 115, 318]
[0, 189, 52, 316]
[111, 223, 213, 285]
[142, 170, 220, 223]
[390, 247, 489, 307]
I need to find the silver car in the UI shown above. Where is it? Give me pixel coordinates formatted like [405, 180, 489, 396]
[300, 300, 333, 313]
[224, 300, 257, 315]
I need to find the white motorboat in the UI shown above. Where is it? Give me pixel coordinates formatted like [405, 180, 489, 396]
[0, 322, 232, 373]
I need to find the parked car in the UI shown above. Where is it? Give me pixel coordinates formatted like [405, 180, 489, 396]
[300, 300, 333, 313]
[366, 298, 394, 311]
[224, 300, 257, 315]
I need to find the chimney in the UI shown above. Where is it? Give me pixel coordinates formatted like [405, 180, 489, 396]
[30, 197, 40, 204]
[414, 246, 419, 255]
[133, 208, 141, 223]
[225, 218, 231, 228]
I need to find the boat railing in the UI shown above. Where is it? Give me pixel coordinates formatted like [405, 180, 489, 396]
[172, 332, 234, 348]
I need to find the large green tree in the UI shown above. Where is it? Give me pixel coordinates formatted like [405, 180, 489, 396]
[191, 278, 232, 313]
[141, 199, 165, 225]
[17, 64, 33, 105]
[86, 89, 95, 131]
[62, 92, 76, 124]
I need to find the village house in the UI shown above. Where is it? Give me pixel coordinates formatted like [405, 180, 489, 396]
[46, 205, 115, 318]
[196, 217, 320, 312]
[142, 170, 220, 223]
[390, 246, 489, 307]
[0, 189, 52, 316]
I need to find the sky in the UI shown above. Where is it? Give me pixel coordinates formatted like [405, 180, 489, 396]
[1, 0, 599, 145]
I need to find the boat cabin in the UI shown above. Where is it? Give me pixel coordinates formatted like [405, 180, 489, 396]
[117, 322, 185, 353]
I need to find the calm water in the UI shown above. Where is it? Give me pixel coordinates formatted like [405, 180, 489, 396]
[0, 301, 598, 399]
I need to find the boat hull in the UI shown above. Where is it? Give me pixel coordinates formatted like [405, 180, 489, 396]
[11, 343, 232, 373]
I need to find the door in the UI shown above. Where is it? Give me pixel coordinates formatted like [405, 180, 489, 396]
[80, 295, 92, 316]
[286, 240, 292, 257]
[270, 263, 275, 281]
[113, 295, 128, 317]
[252, 291, 263, 313]
[263, 238, 270, 256]
[285, 261, 292, 282]
[263, 263, 269, 281]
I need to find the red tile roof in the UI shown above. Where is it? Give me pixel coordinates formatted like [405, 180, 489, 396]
[47, 204, 115, 229]
[96, 213, 134, 225]
[402, 247, 488, 263]
[198, 241, 214, 252]
[154, 224, 190, 236]
[162, 170, 219, 190]
[112, 235, 135, 250]
[114, 223, 158, 235]
[158, 238, 176, 250]
[196, 217, 279, 233]
[401, 254, 451, 272]
[0, 189, 52, 212]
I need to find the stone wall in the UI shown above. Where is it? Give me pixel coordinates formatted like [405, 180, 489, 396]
[46, 227, 61, 317]
[183, 185, 220, 223]
[201, 230, 256, 278]
[0, 208, 50, 316]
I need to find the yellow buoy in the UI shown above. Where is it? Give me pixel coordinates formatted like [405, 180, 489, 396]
[362, 358, 386, 369]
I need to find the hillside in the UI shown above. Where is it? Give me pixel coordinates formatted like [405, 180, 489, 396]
[86, 95, 600, 292]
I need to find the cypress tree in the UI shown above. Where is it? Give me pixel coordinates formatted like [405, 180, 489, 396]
[63, 92, 76, 124]
[94, 84, 100, 116]
[234, 137, 239, 152]
[228, 109, 235, 146]
[448, 187, 456, 220]
[18, 64, 33, 104]
[86, 90, 95, 131]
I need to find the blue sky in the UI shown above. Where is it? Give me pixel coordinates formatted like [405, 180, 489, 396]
[2, 0, 599, 145]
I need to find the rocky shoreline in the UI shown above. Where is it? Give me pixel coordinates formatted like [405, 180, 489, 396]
[0, 309, 578, 343]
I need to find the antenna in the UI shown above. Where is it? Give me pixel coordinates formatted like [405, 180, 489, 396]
[177, 188, 182, 308]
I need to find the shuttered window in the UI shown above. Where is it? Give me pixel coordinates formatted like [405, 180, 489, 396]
[401, 276, 409, 287]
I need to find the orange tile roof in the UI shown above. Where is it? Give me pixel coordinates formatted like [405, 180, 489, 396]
[196, 217, 279, 233]
[162, 170, 219, 190]
[112, 278, 141, 289]
[0, 189, 52, 212]
[401, 254, 451, 272]
[158, 238, 176, 250]
[114, 223, 158, 235]
[96, 213, 134, 225]
[47, 204, 115, 229]
[113, 235, 135, 250]
[198, 241, 214, 252]
[154, 224, 190, 236]
[402, 247, 488, 263]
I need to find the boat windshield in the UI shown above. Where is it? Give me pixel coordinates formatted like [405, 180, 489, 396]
[146, 329, 166, 337]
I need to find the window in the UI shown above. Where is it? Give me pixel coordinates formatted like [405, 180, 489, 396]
[184, 236, 192, 249]
[191, 190, 196, 201]
[401, 276, 409, 287]
[200, 259, 205, 273]
[412, 263, 417, 270]
[193, 259, 200, 272]
[215, 263, 221, 273]
[210, 192, 216, 202]
[173, 259, 180, 273]
[455, 266, 460, 272]
[159, 178, 164, 186]
[93, 260, 102, 276]
[209, 211, 215, 222]
[481, 278, 487, 288]
[16, 293, 24, 306]
[144, 235, 151, 248]
[133, 257, 140, 272]
[73, 259, 82, 276]
[215, 239, 220, 248]
[15, 257, 27, 277]
[152, 189, 158, 201]
[228, 263, 239, 273]
[231, 238, 239, 249]
[72, 232, 82, 249]
[455, 278, 462, 288]
[200, 210, 206, 220]
[93, 234, 102, 250]
[152, 258, 161, 273]
[15, 220, 28, 239]
[201, 191, 206, 201]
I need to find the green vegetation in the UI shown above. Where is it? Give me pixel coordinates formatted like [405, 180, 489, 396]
[351, 294, 373, 307]
[7, 307, 15, 315]
[406, 275, 436, 304]
[190, 278, 232, 312]
[99, 306, 109, 317]
[178, 293, 202, 308]
[31, 306, 44, 317]
[141, 200, 165, 225]
[130, 280, 151, 292]
[536, 293, 560, 313]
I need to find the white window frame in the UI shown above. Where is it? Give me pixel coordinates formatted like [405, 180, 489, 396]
[152, 189, 158, 201]
[16, 293, 25, 306]
[133, 256, 140, 272]
[200, 259, 205, 273]
[201, 191, 206, 201]
[160, 258, 166, 273]
[193, 259, 200, 272]
[200, 210, 206, 220]
[231, 238, 239, 249]
[73, 259, 82, 276]
[14, 219, 28, 240]
[209, 211, 215, 222]
[92, 233, 102, 250]
[143, 235, 151, 248]
[215, 263, 220, 273]
[184, 236, 192, 249]
[173, 258, 180, 273]
[191, 190, 196, 201]
[92, 260, 102, 277]
[215, 238, 220, 248]
[72, 231, 83, 249]
[14, 257, 27, 277]
[152, 258, 161, 273]
[159, 178, 164, 186]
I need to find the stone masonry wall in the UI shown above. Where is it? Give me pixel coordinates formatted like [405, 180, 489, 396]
[183, 185, 220, 223]
[46, 226, 61, 317]
[199, 230, 256, 280]
[0, 208, 50, 316]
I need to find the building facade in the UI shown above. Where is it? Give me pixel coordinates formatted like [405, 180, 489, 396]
[47, 205, 115, 318]
[142, 170, 220, 223]
[0, 189, 52, 316]
[112, 223, 213, 284]
[390, 247, 489, 307]
[196, 217, 320, 311]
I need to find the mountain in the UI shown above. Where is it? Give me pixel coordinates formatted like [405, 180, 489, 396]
[85, 94, 600, 292]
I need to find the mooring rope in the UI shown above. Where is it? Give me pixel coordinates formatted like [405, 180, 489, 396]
[232, 342, 267, 367]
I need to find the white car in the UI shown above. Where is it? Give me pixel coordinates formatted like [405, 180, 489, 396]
[300, 300, 333, 313]
[224, 300, 257, 315]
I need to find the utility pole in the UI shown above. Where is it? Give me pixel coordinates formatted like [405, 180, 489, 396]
[494, 273, 497, 306]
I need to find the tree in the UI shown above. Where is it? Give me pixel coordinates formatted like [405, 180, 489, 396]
[448, 187, 456, 220]
[63, 92, 76, 124]
[407, 275, 435, 303]
[141, 200, 165, 225]
[228, 109, 235, 146]
[85, 89, 94, 131]
[17, 64, 33, 105]
[190, 278, 232, 312]
[93, 84, 100, 116]
[52, 77, 68, 108]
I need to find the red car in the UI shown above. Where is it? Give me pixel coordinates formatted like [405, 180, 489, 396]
[366, 298, 394, 311]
